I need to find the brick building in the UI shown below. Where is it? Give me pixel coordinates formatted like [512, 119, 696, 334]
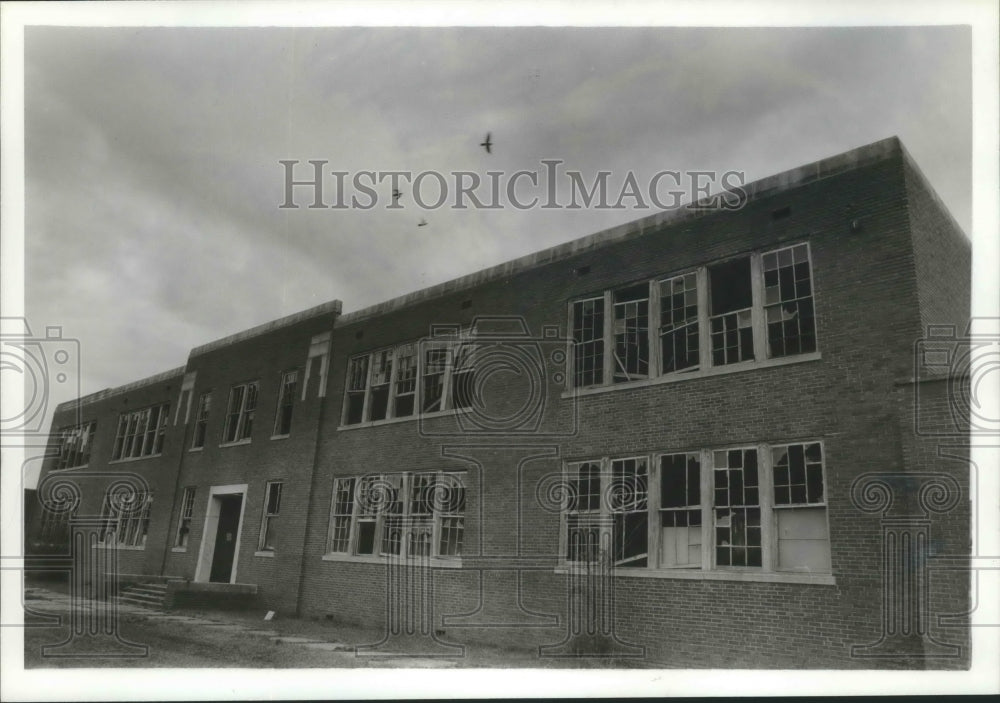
[28, 136, 971, 667]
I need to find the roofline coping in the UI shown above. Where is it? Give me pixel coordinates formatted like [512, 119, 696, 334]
[189, 299, 343, 357]
[335, 136, 905, 328]
[55, 365, 188, 413]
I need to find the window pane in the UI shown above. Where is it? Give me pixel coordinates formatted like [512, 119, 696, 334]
[613, 284, 649, 383]
[765, 244, 816, 358]
[572, 298, 604, 387]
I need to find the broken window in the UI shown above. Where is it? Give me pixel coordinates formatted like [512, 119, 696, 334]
[367, 349, 393, 422]
[422, 347, 447, 413]
[379, 474, 404, 556]
[393, 344, 417, 418]
[659, 273, 700, 374]
[772, 443, 830, 571]
[55, 421, 96, 470]
[572, 297, 604, 387]
[344, 356, 369, 425]
[564, 462, 602, 562]
[763, 244, 817, 357]
[273, 370, 298, 436]
[174, 487, 196, 548]
[659, 452, 702, 567]
[192, 393, 211, 449]
[111, 404, 169, 459]
[437, 473, 466, 557]
[709, 257, 755, 365]
[222, 382, 256, 443]
[612, 285, 650, 383]
[450, 337, 477, 411]
[713, 448, 761, 568]
[610, 457, 648, 567]
[100, 490, 152, 548]
[258, 481, 283, 552]
[355, 475, 380, 555]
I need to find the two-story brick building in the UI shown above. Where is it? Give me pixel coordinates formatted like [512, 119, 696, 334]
[28, 136, 971, 668]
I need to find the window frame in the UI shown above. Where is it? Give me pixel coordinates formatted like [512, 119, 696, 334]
[558, 441, 831, 582]
[110, 404, 169, 462]
[339, 331, 477, 428]
[54, 421, 96, 470]
[272, 370, 299, 438]
[191, 392, 211, 449]
[173, 486, 196, 549]
[257, 481, 283, 553]
[98, 490, 152, 549]
[568, 242, 818, 391]
[221, 381, 259, 445]
[323, 471, 466, 564]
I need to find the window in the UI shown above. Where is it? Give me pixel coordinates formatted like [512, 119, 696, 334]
[572, 297, 604, 387]
[559, 442, 830, 577]
[273, 371, 298, 436]
[111, 404, 169, 460]
[38, 501, 75, 545]
[99, 490, 152, 548]
[569, 242, 817, 388]
[258, 481, 283, 552]
[612, 285, 650, 383]
[223, 381, 258, 444]
[325, 471, 466, 560]
[174, 487, 196, 548]
[54, 421, 96, 470]
[659, 272, 700, 374]
[192, 393, 211, 449]
[340, 332, 479, 427]
[763, 244, 816, 358]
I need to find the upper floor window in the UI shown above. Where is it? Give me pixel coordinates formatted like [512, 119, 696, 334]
[191, 393, 211, 449]
[223, 381, 258, 444]
[111, 404, 169, 461]
[273, 371, 298, 437]
[570, 242, 816, 388]
[341, 332, 476, 427]
[54, 421, 96, 470]
[560, 441, 829, 576]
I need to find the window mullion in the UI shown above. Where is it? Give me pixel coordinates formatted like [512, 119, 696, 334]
[648, 280, 661, 378]
[349, 477, 362, 555]
[760, 442, 775, 571]
[565, 303, 575, 391]
[360, 355, 374, 422]
[696, 267, 711, 370]
[649, 454, 661, 569]
[700, 449, 712, 571]
[602, 291, 614, 386]
[386, 348, 399, 420]
[750, 253, 767, 361]
[440, 344, 454, 411]
[600, 456, 612, 555]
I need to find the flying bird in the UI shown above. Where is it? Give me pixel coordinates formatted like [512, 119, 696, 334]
[480, 132, 492, 154]
[417, 218, 428, 227]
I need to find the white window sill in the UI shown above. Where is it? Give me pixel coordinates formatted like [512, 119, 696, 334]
[554, 566, 835, 586]
[92, 544, 146, 551]
[337, 406, 472, 432]
[254, 550, 275, 558]
[563, 351, 822, 399]
[270, 434, 290, 441]
[219, 439, 252, 448]
[108, 454, 163, 465]
[189, 446, 204, 453]
[321, 552, 463, 569]
[171, 546, 187, 553]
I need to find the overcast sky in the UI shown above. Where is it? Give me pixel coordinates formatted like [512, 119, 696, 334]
[23, 24, 970, 444]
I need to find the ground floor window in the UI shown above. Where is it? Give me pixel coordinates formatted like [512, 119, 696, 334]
[99, 490, 153, 548]
[326, 471, 465, 560]
[174, 487, 196, 548]
[561, 441, 829, 574]
[258, 481, 283, 551]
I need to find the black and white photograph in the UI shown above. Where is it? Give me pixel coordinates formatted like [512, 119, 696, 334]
[1, 0, 998, 699]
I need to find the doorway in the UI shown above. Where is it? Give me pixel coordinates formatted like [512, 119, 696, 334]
[194, 485, 247, 584]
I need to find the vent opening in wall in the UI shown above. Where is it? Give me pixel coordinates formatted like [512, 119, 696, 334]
[771, 206, 791, 220]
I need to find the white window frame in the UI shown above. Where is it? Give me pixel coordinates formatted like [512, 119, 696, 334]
[272, 370, 298, 437]
[222, 381, 259, 445]
[558, 441, 831, 580]
[257, 481, 283, 553]
[110, 404, 169, 461]
[339, 331, 476, 428]
[323, 471, 466, 563]
[173, 486, 196, 549]
[54, 421, 96, 470]
[568, 242, 818, 390]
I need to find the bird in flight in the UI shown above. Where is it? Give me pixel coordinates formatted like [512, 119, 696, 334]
[480, 132, 492, 154]
[417, 218, 428, 227]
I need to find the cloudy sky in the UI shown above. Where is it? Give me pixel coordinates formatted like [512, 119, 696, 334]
[21, 24, 970, 458]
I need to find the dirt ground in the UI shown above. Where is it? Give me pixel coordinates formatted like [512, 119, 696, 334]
[22, 582, 649, 669]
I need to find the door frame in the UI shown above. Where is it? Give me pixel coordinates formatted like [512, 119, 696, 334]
[194, 484, 248, 584]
